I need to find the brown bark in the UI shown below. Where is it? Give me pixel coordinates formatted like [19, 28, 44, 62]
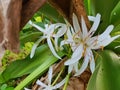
[48, 0, 71, 21]
[72, 0, 91, 28]
[48, 0, 91, 28]
[0, 0, 22, 67]
[0, 0, 22, 53]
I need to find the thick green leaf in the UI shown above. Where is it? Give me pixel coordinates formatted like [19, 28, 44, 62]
[87, 64, 100, 90]
[87, 50, 120, 90]
[91, 0, 119, 33]
[20, 32, 42, 45]
[110, 1, 120, 26]
[0, 45, 64, 83]
[14, 48, 64, 90]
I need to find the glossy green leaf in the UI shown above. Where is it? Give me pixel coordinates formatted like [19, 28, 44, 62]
[87, 50, 120, 90]
[110, 1, 120, 26]
[0, 45, 64, 83]
[20, 32, 42, 45]
[91, 0, 119, 33]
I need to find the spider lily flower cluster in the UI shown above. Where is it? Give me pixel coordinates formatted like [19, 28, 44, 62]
[62, 13, 120, 76]
[29, 13, 120, 76]
[26, 13, 120, 89]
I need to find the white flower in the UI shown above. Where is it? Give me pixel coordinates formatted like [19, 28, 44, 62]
[36, 66, 65, 90]
[61, 13, 120, 76]
[29, 21, 67, 59]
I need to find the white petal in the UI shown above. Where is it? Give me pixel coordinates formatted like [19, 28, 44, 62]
[92, 35, 120, 49]
[88, 16, 95, 21]
[90, 53, 95, 73]
[68, 64, 74, 73]
[87, 36, 98, 48]
[54, 37, 59, 51]
[47, 37, 61, 59]
[70, 26, 76, 35]
[24, 88, 31, 90]
[99, 35, 120, 47]
[48, 66, 53, 85]
[36, 80, 47, 88]
[65, 44, 83, 65]
[74, 49, 90, 76]
[99, 25, 114, 40]
[74, 61, 79, 72]
[47, 24, 56, 35]
[60, 39, 73, 47]
[66, 28, 74, 40]
[81, 16, 88, 38]
[28, 20, 45, 33]
[53, 23, 67, 37]
[53, 78, 66, 89]
[30, 36, 45, 58]
[89, 14, 101, 36]
[45, 24, 49, 29]
[73, 13, 81, 33]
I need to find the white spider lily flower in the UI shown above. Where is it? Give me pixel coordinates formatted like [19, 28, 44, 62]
[29, 21, 67, 59]
[36, 66, 65, 90]
[61, 13, 120, 76]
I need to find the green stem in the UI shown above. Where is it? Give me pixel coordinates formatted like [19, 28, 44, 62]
[52, 66, 64, 86]
[63, 73, 70, 90]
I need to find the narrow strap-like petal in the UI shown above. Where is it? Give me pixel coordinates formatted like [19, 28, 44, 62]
[68, 64, 74, 73]
[53, 23, 67, 37]
[89, 50, 95, 73]
[28, 20, 45, 33]
[52, 78, 66, 89]
[36, 80, 47, 88]
[81, 16, 88, 38]
[30, 36, 45, 58]
[60, 39, 73, 48]
[54, 37, 59, 51]
[48, 66, 53, 85]
[88, 14, 101, 37]
[65, 44, 83, 65]
[74, 48, 90, 76]
[99, 25, 114, 40]
[99, 35, 120, 47]
[66, 27, 74, 40]
[47, 37, 61, 59]
[74, 61, 79, 73]
[73, 13, 81, 33]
